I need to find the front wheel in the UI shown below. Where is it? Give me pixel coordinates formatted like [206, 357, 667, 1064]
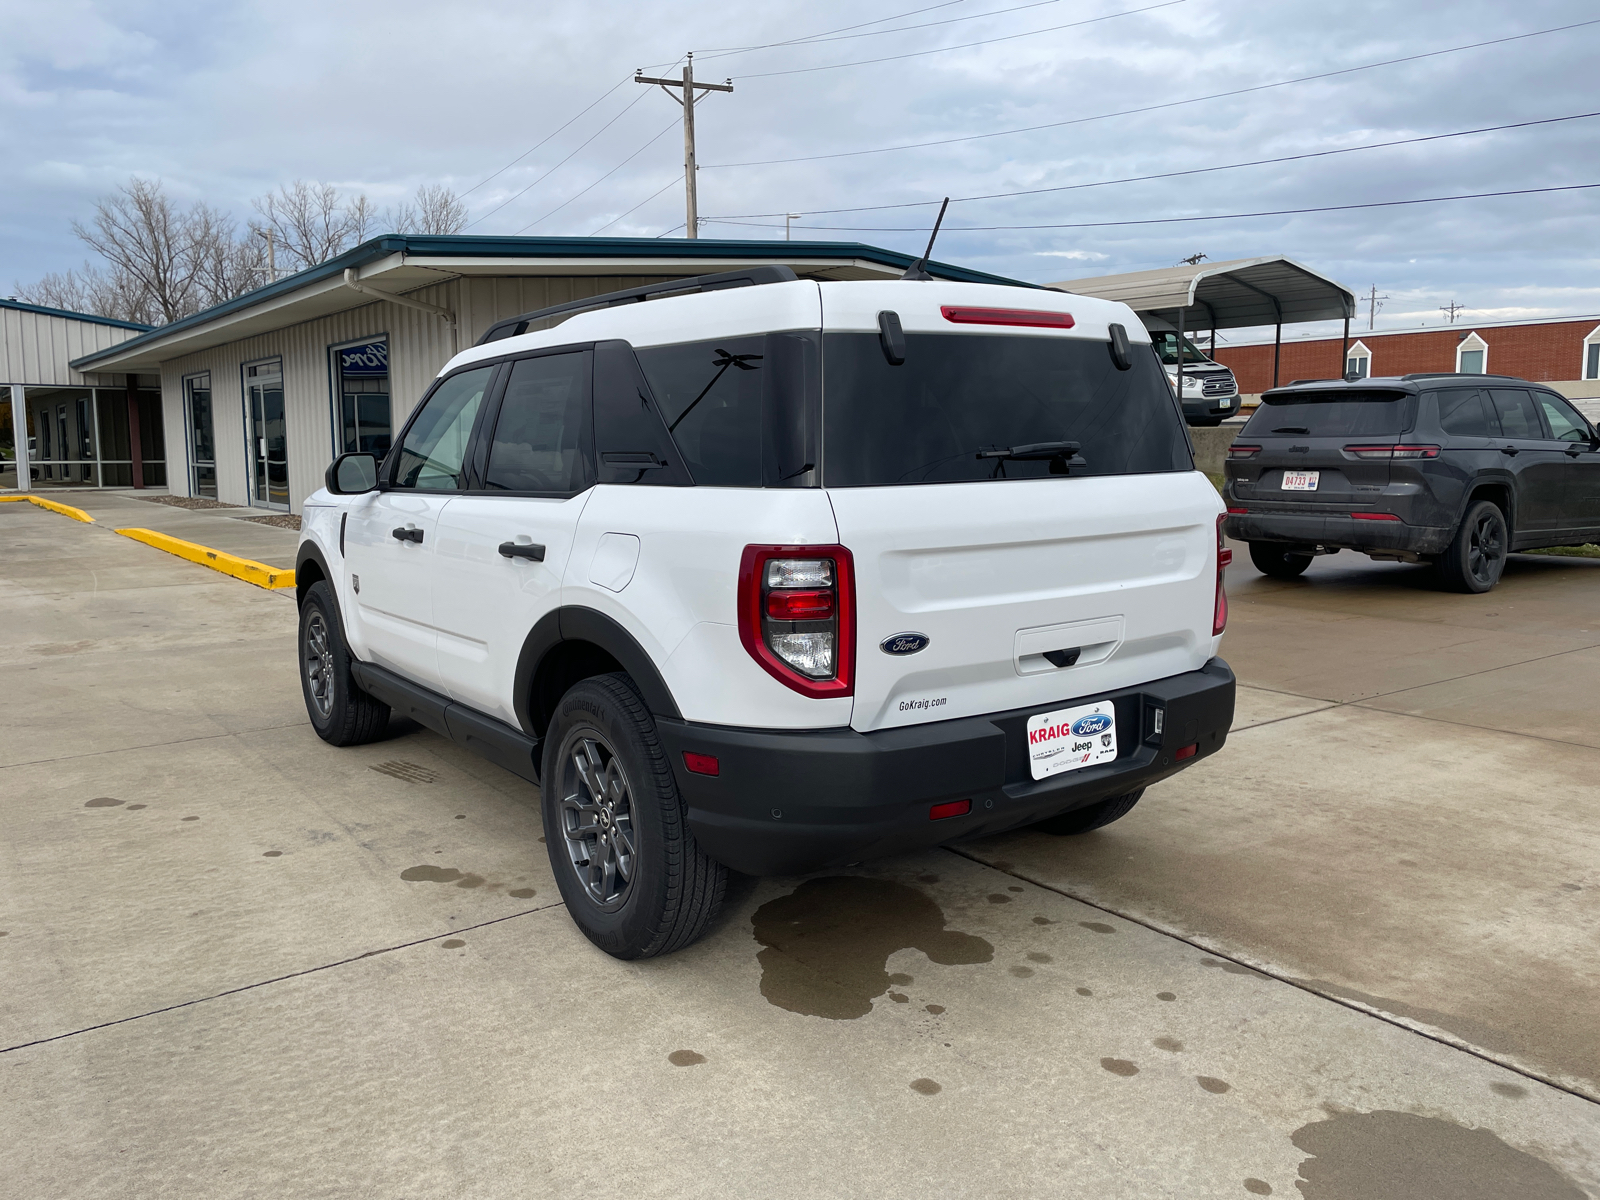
[1033, 789, 1144, 835]
[1437, 500, 1507, 593]
[299, 580, 390, 746]
[1249, 542, 1313, 579]
[541, 674, 726, 959]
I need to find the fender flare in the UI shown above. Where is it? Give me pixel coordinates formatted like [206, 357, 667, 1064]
[294, 540, 335, 608]
[512, 607, 682, 737]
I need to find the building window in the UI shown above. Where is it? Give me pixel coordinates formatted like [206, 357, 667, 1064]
[1456, 332, 1487, 375]
[1584, 324, 1600, 380]
[184, 373, 216, 497]
[334, 338, 392, 456]
[1346, 340, 1370, 379]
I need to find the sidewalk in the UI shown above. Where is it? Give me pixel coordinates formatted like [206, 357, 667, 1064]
[16, 491, 301, 569]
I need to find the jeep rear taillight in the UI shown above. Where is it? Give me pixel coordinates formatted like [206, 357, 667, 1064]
[738, 545, 855, 698]
[1213, 514, 1231, 637]
[1344, 444, 1440, 459]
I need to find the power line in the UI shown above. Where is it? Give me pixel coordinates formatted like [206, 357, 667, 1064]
[457, 74, 633, 200]
[516, 119, 683, 234]
[705, 110, 1600, 220]
[697, 0, 1066, 61]
[700, 183, 1600, 233]
[704, 16, 1600, 166]
[732, 0, 1183, 80]
[589, 176, 683, 236]
[671, 0, 973, 60]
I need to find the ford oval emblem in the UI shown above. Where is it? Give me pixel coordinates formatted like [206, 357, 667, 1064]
[1071, 713, 1113, 736]
[880, 632, 930, 656]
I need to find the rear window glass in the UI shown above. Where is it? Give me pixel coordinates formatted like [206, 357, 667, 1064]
[821, 333, 1190, 487]
[1241, 389, 1414, 439]
[635, 336, 765, 487]
[1432, 389, 1497, 438]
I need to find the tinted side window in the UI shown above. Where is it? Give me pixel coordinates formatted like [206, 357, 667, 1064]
[1489, 388, 1545, 440]
[635, 336, 765, 487]
[394, 366, 495, 490]
[484, 351, 593, 493]
[593, 340, 691, 486]
[1537, 393, 1590, 443]
[1434, 388, 1497, 439]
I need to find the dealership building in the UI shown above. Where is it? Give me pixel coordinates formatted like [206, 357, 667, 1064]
[4, 235, 1023, 512]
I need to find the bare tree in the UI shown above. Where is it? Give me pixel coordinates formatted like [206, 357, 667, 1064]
[14, 265, 154, 324]
[253, 180, 356, 273]
[392, 184, 469, 235]
[345, 193, 380, 245]
[72, 178, 203, 323]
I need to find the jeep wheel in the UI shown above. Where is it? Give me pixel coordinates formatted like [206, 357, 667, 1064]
[1248, 542, 1313, 579]
[1033, 788, 1144, 835]
[1437, 500, 1507, 593]
[542, 673, 726, 959]
[299, 580, 390, 746]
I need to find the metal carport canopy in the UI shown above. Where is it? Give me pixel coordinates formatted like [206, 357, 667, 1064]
[1047, 256, 1355, 330]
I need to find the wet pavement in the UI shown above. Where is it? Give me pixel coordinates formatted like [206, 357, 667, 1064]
[3, 500, 1598, 1197]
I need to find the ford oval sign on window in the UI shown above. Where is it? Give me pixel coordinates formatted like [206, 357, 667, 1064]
[880, 632, 930, 656]
[1071, 713, 1113, 737]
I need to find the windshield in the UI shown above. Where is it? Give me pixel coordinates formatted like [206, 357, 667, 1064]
[1240, 389, 1415, 439]
[1148, 331, 1212, 367]
[821, 332, 1191, 487]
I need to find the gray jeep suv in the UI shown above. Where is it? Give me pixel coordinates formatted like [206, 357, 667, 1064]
[1222, 373, 1600, 592]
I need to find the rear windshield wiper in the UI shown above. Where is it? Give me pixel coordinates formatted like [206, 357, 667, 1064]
[976, 440, 1085, 476]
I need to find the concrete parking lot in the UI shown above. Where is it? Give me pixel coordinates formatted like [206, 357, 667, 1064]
[3, 494, 1599, 1198]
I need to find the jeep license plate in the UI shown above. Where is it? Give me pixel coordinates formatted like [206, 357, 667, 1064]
[1281, 470, 1319, 491]
[1027, 702, 1117, 781]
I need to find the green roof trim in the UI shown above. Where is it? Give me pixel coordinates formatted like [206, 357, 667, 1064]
[69, 234, 1035, 369]
[1, 296, 153, 332]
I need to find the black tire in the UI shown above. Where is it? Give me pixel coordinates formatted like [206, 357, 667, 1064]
[299, 580, 390, 746]
[1033, 789, 1144, 835]
[1249, 541, 1313, 579]
[541, 673, 726, 960]
[1437, 499, 1508, 594]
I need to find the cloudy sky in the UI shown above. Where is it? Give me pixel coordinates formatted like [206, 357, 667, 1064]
[3, 0, 1597, 341]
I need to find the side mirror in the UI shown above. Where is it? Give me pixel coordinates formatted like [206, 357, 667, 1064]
[1107, 323, 1133, 371]
[326, 452, 378, 494]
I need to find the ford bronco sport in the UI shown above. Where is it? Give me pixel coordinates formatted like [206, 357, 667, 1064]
[295, 267, 1236, 958]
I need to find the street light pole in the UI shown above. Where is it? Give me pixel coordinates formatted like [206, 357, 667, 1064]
[636, 54, 733, 239]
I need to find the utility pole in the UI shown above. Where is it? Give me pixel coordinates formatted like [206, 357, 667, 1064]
[1440, 300, 1466, 323]
[255, 228, 276, 282]
[1366, 285, 1389, 331]
[635, 54, 733, 239]
[785, 214, 801, 241]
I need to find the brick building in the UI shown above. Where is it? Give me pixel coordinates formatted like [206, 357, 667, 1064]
[1213, 314, 1600, 398]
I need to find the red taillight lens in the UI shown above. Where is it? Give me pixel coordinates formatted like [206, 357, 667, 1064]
[1213, 514, 1230, 637]
[1175, 743, 1199, 761]
[930, 799, 972, 820]
[682, 752, 720, 776]
[738, 545, 855, 699]
[1351, 512, 1402, 522]
[940, 306, 1075, 329]
[1226, 506, 1248, 515]
[1344, 444, 1440, 459]
[1227, 444, 1261, 459]
[765, 589, 834, 621]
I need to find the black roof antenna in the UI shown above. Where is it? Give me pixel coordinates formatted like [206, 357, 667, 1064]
[900, 197, 950, 280]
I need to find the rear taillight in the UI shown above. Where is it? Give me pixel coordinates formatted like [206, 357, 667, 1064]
[1213, 514, 1231, 637]
[1344, 444, 1440, 459]
[1226, 506, 1248, 515]
[1350, 512, 1402, 522]
[1227, 444, 1261, 459]
[738, 545, 855, 698]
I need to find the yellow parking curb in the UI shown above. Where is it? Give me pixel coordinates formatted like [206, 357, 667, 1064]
[0, 495, 96, 522]
[114, 528, 296, 590]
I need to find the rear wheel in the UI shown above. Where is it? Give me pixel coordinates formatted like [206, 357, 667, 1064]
[541, 673, 726, 959]
[1248, 542, 1313, 579]
[299, 581, 389, 746]
[1033, 789, 1144, 835]
[1437, 500, 1507, 593]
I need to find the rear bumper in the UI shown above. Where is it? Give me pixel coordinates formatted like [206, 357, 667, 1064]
[1224, 510, 1453, 556]
[656, 658, 1236, 876]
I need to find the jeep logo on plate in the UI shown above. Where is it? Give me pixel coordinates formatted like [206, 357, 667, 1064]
[880, 632, 930, 656]
[1071, 713, 1113, 736]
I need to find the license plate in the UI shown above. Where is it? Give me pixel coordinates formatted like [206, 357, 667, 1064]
[1281, 470, 1319, 491]
[1027, 701, 1117, 781]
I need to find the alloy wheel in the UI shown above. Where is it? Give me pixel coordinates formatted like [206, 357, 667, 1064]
[304, 610, 335, 719]
[558, 734, 637, 911]
[1467, 510, 1505, 586]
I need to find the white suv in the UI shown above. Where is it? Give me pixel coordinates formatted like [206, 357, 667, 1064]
[295, 267, 1236, 959]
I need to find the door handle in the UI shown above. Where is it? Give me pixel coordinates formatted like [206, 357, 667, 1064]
[1500, 445, 1520, 457]
[391, 526, 423, 544]
[498, 541, 546, 561]
[1567, 445, 1584, 457]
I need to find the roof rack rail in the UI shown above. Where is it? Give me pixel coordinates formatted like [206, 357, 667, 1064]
[476, 265, 800, 346]
[1400, 371, 1522, 382]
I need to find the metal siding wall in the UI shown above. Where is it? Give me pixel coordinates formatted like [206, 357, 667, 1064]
[0, 310, 140, 387]
[149, 274, 683, 512]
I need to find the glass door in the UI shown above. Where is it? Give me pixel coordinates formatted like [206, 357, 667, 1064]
[185, 374, 216, 497]
[245, 360, 288, 509]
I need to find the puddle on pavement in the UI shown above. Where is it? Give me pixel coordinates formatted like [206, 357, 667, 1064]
[1490, 1082, 1528, 1099]
[440, 938, 466, 949]
[508, 887, 536, 899]
[370, 761, 438, 784]
[84, 797, 123, 808]
[668, 1050, 706, 1066]
[751, 876, 993, 1019]
[1244, 1180, 1272, 1195]
[909, 1078, 941, 1095]
[1197, 1076, 1231, 1093]
[1201, 956, 1266, 979]
[1079, 921, 1114, 934]
[263, 851, 282, 857]
[1157, 991, 1177, 1001]
[1290, 1110, 1585, 1200]
[401, 865, 487, 889]
[1153, 1037, 1183, 1052]
[1100, 1057, 1138, 1076]
[125, 804, 147, 811]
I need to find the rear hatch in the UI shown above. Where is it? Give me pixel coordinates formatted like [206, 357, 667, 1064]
[817, 283, 1221, 734]
[1227, 386, 1417, 510]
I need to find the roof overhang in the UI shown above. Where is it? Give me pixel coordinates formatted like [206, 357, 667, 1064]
[71, 234, 1033, 373]
[1049, 256, 1356, 330]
